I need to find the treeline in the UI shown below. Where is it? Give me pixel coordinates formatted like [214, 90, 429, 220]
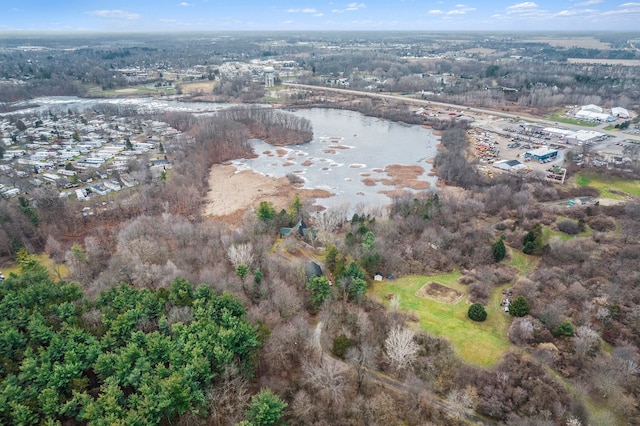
[217, 106, 313, 145]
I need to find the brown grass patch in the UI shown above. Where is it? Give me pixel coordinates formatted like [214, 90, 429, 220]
[425, 157, 435, 164]
[275, 149, 288, 157]
[322, 149, 337, 154]
[329, 145, 350, 149]
[283, 162, 295, 167]
[321, 167, 330, 171]
[362, 178, 377, 187]
[383, 164, 430, 190]
[349, 164, 365, 168]
[360, 172, 371, 177]
[180, 81, 216, 94]
[415, 282, 464, 304]
[264, 150, 273, 156]
[378, 189, 410, 198]
[203, 165, 334, 224]
[433, 130, 443, 136]
[301, 160, 313, 167]
[372, 168, 384, 173]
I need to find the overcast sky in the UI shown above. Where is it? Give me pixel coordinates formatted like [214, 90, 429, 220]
[1, 1, 639, 32]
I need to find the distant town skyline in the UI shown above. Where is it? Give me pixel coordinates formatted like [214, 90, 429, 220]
[1, 1, 639, 32]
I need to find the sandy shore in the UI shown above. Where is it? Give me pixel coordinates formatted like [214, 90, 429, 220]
[203, 164, 333, 222]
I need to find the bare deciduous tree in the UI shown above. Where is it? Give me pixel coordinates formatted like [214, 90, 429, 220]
[446, 387, 477, 420]
[227, 242, 254, 268]
[302, 357, 349, 406]
[385, 326, 419, 372]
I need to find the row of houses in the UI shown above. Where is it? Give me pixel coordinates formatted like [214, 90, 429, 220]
[1, 112, 180, 198]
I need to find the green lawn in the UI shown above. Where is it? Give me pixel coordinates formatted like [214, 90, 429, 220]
[576, 173, 640, 199]
[2, 253, 68, 280]
[508, 249, 539, 275]
[370, 271, 511, 367]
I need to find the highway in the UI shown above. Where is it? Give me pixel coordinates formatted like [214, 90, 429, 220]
[283, 83, 640, 143]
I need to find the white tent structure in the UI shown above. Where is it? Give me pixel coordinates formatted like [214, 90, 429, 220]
[612, 107, 630, 119]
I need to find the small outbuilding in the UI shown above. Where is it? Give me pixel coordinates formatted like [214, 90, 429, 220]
[494, 159, 528, 172]
[305, 261, 323, 281]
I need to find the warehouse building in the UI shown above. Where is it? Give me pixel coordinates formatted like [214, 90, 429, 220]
[525, 147, 559, 163]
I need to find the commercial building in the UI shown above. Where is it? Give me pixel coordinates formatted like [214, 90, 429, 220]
[565, 130, 603, 146]
[525, 147, 559, 163]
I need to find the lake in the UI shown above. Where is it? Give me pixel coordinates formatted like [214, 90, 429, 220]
[229, 108, 439, 212]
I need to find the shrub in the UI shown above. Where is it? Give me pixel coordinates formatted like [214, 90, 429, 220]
[557, 220, 581, 235]
[468, 282, 490, 305]
[468, 303, 487, 322]
[509, 296, 530, 317]
[588, 215, 616, 232]
[332, 334, 353, 358]
[552, 321, 575, 337]
[492, 238, 507, 262]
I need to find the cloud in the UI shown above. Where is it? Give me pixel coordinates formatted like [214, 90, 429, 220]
[554, 10, 577, 16]
[314, 13, 325, 17]
[506, 2, 538, 13]
[575, 0, 602, 5]
[427, 9, 445, 15]
[446, 5, 476, 15]
[178, 2, 191, 6]
[603, 2, 640, 15]
[88, 10, 140, 20]
[333, 2, 366, 13]
[346, 2, 366, 11]
[287, 8, 318, 13]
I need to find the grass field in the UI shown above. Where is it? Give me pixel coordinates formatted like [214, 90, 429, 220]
[576, 173, 640, 199]
[1, 253, 68, 280]
[178, 81, 216, 94]
[370, 270, 511, 367]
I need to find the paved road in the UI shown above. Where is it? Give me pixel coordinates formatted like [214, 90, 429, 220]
[283, 83, 640, 143]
